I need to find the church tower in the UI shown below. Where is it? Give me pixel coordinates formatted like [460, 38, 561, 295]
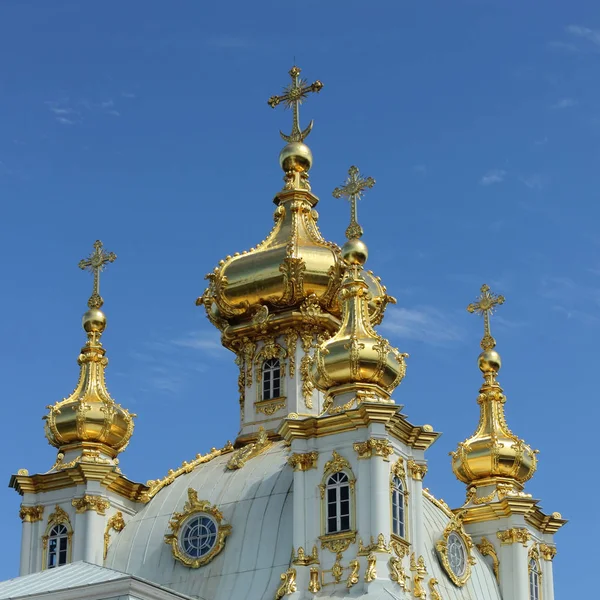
[10, 241, 146, 575]
[451, 285, 566, 600]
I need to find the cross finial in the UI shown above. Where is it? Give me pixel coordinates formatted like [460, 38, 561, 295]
[332, 166, 376, 239]
[267, 66, 323, 143]
[467, 284, 505, 350]
[78, 240, 117, 309]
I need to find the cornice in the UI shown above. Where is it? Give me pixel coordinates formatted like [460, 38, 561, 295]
[278, 402, 440, 451]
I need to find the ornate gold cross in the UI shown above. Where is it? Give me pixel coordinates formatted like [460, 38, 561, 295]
[268, 66, 323, 143]
[467, 284, 505, 350]
[78, 240, 117, 309]
[332, 165, 376, 239]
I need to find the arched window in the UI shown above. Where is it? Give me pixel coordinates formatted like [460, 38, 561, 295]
[529, 558, 541, 600]
[262, 358, 281, 400]
[47, 524, 69, 569]
[325, 471, 351, 534]
[391, 476, 406, 538]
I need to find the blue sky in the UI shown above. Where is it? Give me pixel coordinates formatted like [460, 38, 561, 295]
[0, 0, 597, 594]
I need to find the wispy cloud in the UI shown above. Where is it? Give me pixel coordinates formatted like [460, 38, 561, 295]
[521, 173, 549, 190]
[170, 331, 226, 357]
[480, 169, 506, 186]
[547, 40, 579, 53]
[566, 24, 600, 47]
[381, 306, 464, 346]
[550, 97, 577, 110]
[46, 96, 122, 124]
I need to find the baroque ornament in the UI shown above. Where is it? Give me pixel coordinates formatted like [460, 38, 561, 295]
[539, 543, 557, 561]
[308, 567, 321, 593]
[275, 568, 297, 599]
[164, 488, 231, 569]
[407, 459, 428, 481]
[72, 495, 110, 515]
[292, 545, 319, 566]
[497, 528, 531, 546]
[435, 515, 476, 587]
[364, 553, 377, 582]
[19, 505, 44, 523]
[410, 554, 427, 599]
[288, 451, 318, 471]
[389, 556, 410, 591]
[226, 427, 271, 470]
[104, 511, 125, 560]
[476, 537, 499, 583]
[429, 578, 443, 600]
[354, 438, 393, 461]
[346, 559, 360, 588]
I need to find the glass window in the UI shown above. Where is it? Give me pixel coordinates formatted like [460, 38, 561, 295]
[391, 476, 406, 538]
[325, 472, 351, 534]
[447, 532, 467, 578]
[529, 559, 541, 600]
[262, 358, 281, 400]
[47, 524, 69, 569]
[181, 515, 218, 559]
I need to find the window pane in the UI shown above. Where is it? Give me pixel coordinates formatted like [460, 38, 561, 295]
[340, 499, 350, 516]
[340, 515, 350, 531]
[59, 550, 67, 566]
[273, 382, 280, 397]
[340, 485, 349, 501]
[59, 537, 68, 551]
[328, 517, 337, 533]
[327, 488, 336, 503]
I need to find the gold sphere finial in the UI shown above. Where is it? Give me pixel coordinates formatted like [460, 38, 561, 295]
[279, 141, 313, 173]
[83, 308, 107, 334]
[341, 238, 368, 265]
[478, 349, 501, 373]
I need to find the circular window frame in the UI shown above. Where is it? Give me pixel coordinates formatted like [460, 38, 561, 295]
[165, 488, 231, 568]
[179, 513, 219, 561]
[446, 531, 467, 578]
[435, 515, 475, 587]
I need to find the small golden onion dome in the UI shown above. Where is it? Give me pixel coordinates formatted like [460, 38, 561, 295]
[44, 311, 135, 460]
[310, 248, 408, 400]
[452, 286, 537, 496]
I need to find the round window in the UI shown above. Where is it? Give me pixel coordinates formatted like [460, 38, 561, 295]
[447, 532, 467, 578]
[180, 514, 218, 559]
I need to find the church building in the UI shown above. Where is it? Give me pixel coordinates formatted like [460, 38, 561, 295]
[1, 67, 564, 600]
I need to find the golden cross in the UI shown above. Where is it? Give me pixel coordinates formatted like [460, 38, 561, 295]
[467, 284, 505, 350]
[78, 240, 117, 309]
[267, 66, 323, 143]
[332, 165, 376, 239]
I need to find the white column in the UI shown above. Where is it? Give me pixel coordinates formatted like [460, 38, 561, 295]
[19, 521, 33, 576]
[370, 455, 389, 538]
[293, 469, 306, 551]
[82, 510, 105, 565]
[542, 557, 555, 600]
[499, 543, 529, 600]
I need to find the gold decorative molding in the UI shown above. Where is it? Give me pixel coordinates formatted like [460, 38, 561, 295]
[19, 505, 44, 523]
[308, 567, 321, 592]
[346, 559, 359, 588]
[539, 543, 557, 561]
[72, 495, 110, 515]
[410, 553, 427, 599]
[17, 469, 29, 476]
[320, 531, 356, 555]
[42, 505, 73, 566]
[103, 511, 125, 560]
[143, 441, 234, 502]
[389, 556, 409, 591]
[227, 427, 271, 470]
[435, 515, 476, 587]
[359, 533, 391, 555]
[364, 552, 377, 582]
[429, 578, 443, 600]
[255, 398, 286, 416]
[164, 488, 231, 568]
[353, 438, 393, 460]
[292, 545, 319, 566]
[275, 568, 297, 599]
[287, 451, 318, 471]
[423, 488, 453, 518]
[497, 527, 531, 546]
[323, 450, 351, 474]
[407, 459, 428, 481]
[476, 537, 499, 583]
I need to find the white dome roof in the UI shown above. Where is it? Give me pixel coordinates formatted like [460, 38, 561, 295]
[106, 442, 501, 600]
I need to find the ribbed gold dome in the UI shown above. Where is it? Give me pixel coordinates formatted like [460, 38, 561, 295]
[451, 285, 537, 499]
[44, 241, 135, 463]
[310, 263, 407, 400]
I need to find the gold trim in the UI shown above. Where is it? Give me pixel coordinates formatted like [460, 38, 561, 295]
[497, 527, 531, 546]
[319, 531, 356, 554]
[19, 505, 44, 523]
[346, 559, 360, 588]
[364, 552, 377, 582]
[255, 397, 286, 416]
[429, 578, 443, 600]
[103, 511, 125, 560]
[435, 515, 476, 587]
[423, 488, 454, 518]
[275, 568, 297, 599]
[353, 438, 393, 460]
[287, 451, 318, 471]
[164, 488, 231, 568]
[389, 556, 409, 591]
[410, 554, 427, 599]
[539, 543, 557, 561]
[292, 545, 319, 566]
[476, 537, 499, 583]
[358, 533, 391, 555]
[390, 457, 410, 544]
[226, 427, 271, 470]
[407, 459, 427, 481]
[309, 567, 321, 592]
[72, 495, 110, 515]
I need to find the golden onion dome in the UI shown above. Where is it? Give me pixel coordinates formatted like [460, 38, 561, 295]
[44, 241, 135, 463]
[310, 167, 408, 404]
[451, 285, 537, 498]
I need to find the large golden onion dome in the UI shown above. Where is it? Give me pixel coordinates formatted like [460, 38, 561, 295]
[197, 68, 394, 339]
[451, 285, 537, 500]
[310, 167, 408, 408]
[44, 241, 135, 464]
